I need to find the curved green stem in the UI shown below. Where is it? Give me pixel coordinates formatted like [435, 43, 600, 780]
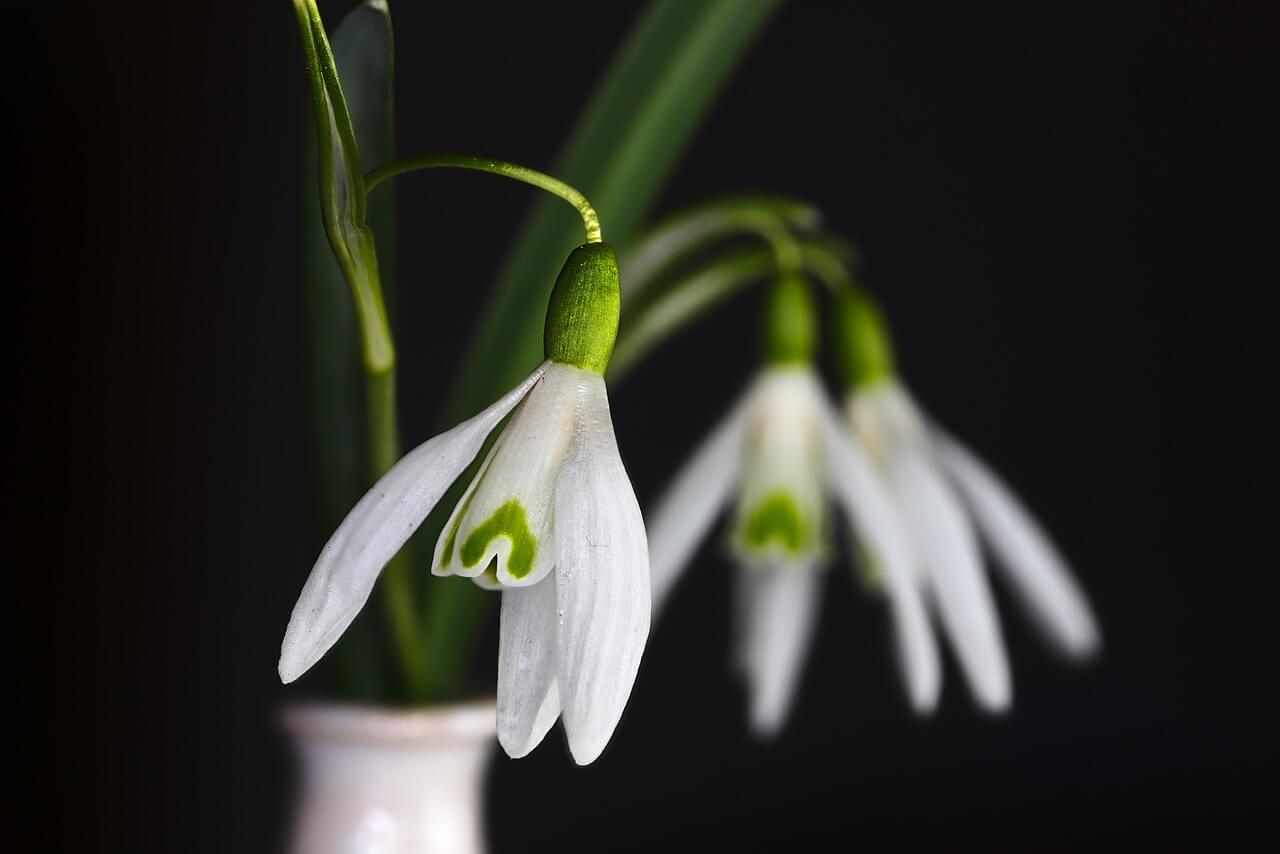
[620, 196, 821, 308]
[608, 238, 855, 382]
[744, 214, 804, 277]
[801, 237, 858, 293]
[366, 154, 602, 244]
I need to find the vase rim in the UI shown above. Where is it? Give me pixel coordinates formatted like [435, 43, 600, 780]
[279, 699, 497, 747]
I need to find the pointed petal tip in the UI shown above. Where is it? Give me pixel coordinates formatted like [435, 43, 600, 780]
[497, 731, 538, 760]
[748, 707, 787, 740]
[277, 628, 315, 685]
[906, 680, 941, 717]
[1062, 622, 1103, 662]
[566, 730, 610, 766]
[276, 648, 308, 684]
[976, 677, 1013, 715]
[908, 700, 938, 719]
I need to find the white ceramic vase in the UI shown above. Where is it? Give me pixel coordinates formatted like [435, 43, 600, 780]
[282, 701, 495, 854]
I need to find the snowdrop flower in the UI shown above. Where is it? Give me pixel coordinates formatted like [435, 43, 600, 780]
[279, 244, 650, 765]
[836, 288, 1101, 713]
[648, 275, 936, 733]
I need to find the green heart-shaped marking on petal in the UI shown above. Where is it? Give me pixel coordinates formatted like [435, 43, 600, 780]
[460, 499, 538, 579]
[744, 491, 808, 555]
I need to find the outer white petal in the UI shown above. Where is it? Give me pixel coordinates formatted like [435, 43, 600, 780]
[554, 371, 651, 765]
[646, 391, 748, 612]
[278, 363, 548, 684]
[892, 447, 1011, 712]
[434, 363, 579, 587]
[737, 563, 823, 736]
[819, 404, 940, 714]
[931, 429, 1101, 658]
[496, 579, 561, 758]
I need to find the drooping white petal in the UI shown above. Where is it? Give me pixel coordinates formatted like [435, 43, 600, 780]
[496, 578, 561, 758]
[433, 363, 580, 587]
[736, 563, 823, 736]
[891, 447, 1011, 712]
[554, 371, 651, 765]
[731, 368, 828, 570]
[819, 404, 940, 714]
[931, 429, 1101, 658]
[279, 363, 548, 683]
[647, 392, 748, 612]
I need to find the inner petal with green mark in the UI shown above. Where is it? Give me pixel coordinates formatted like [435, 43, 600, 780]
[730, 368, 828, 568]
[745, 492, 809, 554]
[432, 363, 581, 587]
[461, 499, 537, 578]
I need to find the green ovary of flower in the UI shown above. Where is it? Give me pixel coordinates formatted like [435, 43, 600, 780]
[460, 499, 538, 579]
[744, 492, 808, 554]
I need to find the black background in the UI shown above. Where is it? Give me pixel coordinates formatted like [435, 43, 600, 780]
[13, 1, 1276, 850]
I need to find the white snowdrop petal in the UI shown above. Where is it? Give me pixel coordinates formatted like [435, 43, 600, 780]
[819, 404, 940, 714]
[496, 579, 561, 758]
[737, 564, 823, 736]
[647, 392, 748, 612]
[554, 373, 651, 765]
[435, 363, 580, 587]
[892, 448, 1011, 712]
[278, 362, 549, 683]
[932, 429, 1101, 658]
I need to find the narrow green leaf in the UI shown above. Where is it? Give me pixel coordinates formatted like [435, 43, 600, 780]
[300, 0, 396, 701]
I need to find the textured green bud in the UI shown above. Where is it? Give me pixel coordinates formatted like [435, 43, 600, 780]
[763, 273, 816, 365]
[543, 243, 620, 373]
[834, 288, 895, 389]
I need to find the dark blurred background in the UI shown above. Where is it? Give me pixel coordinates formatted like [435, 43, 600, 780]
[12, 1, 1275, 850]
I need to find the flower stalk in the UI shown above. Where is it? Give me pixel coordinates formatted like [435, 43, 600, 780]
[609, 235, 855, 381]
[365, 154, 602, 244]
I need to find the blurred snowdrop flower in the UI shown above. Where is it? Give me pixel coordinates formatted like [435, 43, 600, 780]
[837, 288, 1101, 713]
[648, 275, 936, 733]
[279, 244, 650, 765]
